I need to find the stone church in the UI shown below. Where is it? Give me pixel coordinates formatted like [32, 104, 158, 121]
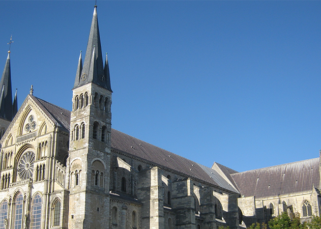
[0, 5, 320, 229]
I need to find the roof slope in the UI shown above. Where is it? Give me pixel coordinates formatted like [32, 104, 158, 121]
[31, 96, 70, 131]
[213, 162, 239, 190]
[231, 158, 319, 198]
[30, 97, 237, 193]
[111, 129, 238, 193]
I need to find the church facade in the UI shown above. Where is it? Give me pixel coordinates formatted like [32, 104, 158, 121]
[0, 6, 320, 229]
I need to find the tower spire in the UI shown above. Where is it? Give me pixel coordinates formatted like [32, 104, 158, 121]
[0, 51, 13, 121]
[12, 88, 18, 118]
[73, 5, 111, 91]
[104, 53, 112, 92]
[74, 51, 82, 88]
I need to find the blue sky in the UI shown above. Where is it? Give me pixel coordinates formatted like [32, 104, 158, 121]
[1, 0, 321, 172]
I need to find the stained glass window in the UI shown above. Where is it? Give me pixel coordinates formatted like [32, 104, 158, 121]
[53, 200, 61, 226]
[0, 201, 7, 229]
[14, 194, 23, 229]
[31, 195, 42, 229]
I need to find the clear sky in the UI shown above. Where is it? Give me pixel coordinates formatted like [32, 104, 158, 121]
[0, 0, 321, 172]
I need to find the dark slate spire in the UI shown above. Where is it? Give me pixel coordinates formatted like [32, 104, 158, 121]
[74, 6, 111, 91]
[74, 51, 83, 88]
[12, 88, 17, 118]
[0, 52, 13, 121]
[104, 53, 112, 92]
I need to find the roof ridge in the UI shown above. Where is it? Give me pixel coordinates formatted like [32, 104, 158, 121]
[215, 162, 238, 174]
[234, 157, 319, 175]
[112, 128, 200, 165]
[32, 96, 71, 113]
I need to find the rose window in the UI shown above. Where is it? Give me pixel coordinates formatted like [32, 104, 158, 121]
[17, 151, 35, 180]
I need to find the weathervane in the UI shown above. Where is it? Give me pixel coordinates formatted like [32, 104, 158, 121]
[7, 36, 14, 52]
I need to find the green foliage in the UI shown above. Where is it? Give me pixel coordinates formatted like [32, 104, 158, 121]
[218, 226, 230, 229]
[246, 212, 308, 229]
[307, 216, 321, 229]
[248, 222, 261, 229]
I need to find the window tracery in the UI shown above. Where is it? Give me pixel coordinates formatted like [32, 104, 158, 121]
[31, 194, 42, 229]
[53, 200, 61, 226]
[302, 200, 312, 217]
[0, 201, 8, 229]
[17, 151, 35, 180]
[14, 193, 23, 229]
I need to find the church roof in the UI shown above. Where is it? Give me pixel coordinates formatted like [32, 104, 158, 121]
[31, 96, 238, 193]
[111, 128, 239, 193]
[231, 158, 319, 198]
[0, 52, 13, 121]
[213, 162, 239, 190]
[30, 95, 70, 132]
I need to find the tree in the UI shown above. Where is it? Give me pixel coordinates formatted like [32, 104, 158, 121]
[307, 216, 321, 229]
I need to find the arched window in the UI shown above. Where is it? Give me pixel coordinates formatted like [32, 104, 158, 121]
[75, 172, 79, 186]
[101, 126, 106, 142]
[94, 93, 98, 108]
[121, 177, 126, 192]
[112, 207, 117, 225]
[100, 172, 104, 188]
[132, 211, 137, 229]
[31, 194, 42, 229]
[214, 199, 223, 220]
[79, 94, 84, 108]
[14, 193, 23, 229]
[36, 166, 39, 181]
[3, 155, 6, 169]
[84, 93, 88, 107]
[270, 203, 274, 215]
[282, 201, 287, 212]
[93, 122, 99, 139]
[81, 123, 85, 139]
[104, 98, 109, 112]
[39, 165, 42, 181]
[0, 201, 8, 229]
[168, 191, 171, 205]
[74, 96, 79, 110]
[53, 200, 61, 226]
[42, 165, 45, 180]
[75, 125, 79, 140]
[99, 96, 103, 110]
[138, 165, 142, 172]
[95, 171, 99, 186]
[302, 200, 312, 217]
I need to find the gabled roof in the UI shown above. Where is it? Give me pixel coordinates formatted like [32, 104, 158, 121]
[231, 158, 319, 198]
[30, 95, 70, 132]
[26, 96, 237, 193]
[213, 162, 239, 190]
